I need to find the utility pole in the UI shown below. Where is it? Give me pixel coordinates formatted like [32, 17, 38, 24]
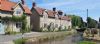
[86, 9, 90, 38]
[87, 9, 88, 28]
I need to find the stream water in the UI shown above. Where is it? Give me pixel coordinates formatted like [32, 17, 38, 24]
[38, 34, 82, 44]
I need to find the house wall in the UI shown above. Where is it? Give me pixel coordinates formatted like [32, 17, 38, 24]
[26, 15, 30, 29]
[40, 16, 72, 30]
[0, 11, 12, 17]
[33, 11, 72, 31]
[31, 8, 40, 31]
[60, 20, 71, 29]
[40, 17, 56, 28]
[12, 5, 24, 32]
[0, 4, 31, 32]
[31, 8, 72, 31]
[13, 5, 23, 16]
[0, 10, 20, 32]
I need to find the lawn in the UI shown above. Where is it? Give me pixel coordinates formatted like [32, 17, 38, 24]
[13, 38, 27, 44]
[77, 41, 96, 44]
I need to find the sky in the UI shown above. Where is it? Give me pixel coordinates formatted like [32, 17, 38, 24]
[10, 0, 100, 22]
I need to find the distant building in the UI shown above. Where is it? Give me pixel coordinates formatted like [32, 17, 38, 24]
[0, 0, 31, 33]
[31, 2, 72, 31]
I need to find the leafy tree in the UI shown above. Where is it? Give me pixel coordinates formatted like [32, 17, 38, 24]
[69, 15, 84, 28]
[98, 17, 100, 29]
[87, 17, 97, 28]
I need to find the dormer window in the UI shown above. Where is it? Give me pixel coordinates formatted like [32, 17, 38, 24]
[15, 8, 22, 15]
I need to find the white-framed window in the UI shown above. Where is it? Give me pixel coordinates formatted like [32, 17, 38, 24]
[16, 22, 22, 28]
[15, 8, 22, 15]
[0, 20, 1, 23]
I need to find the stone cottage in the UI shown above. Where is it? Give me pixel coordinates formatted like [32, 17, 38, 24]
[31, 2, 71, 31]
[0, 0, 31, 34]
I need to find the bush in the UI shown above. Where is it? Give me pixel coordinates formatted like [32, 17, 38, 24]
[5, 31, 20, 35]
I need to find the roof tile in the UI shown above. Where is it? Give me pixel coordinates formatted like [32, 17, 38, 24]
[32, 7, 71, 21]
[1, 0, 31, 14]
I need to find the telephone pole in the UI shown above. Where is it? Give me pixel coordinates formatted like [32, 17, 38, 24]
[87, 9, 88, 28]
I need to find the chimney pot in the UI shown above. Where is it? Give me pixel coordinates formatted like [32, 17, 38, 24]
[21, 0, 25, 5]
[32, 2, 36, 8]
[53, 7, 56, 11]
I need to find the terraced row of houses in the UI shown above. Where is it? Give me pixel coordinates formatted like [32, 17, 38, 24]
[0, 0, 71, 34]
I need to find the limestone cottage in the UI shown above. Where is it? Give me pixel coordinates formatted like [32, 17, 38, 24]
[31, 2, 71, 31]
[0, 0, 31, 34]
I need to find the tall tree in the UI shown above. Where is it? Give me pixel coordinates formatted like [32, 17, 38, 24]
[98, 17, 100, 29]
[87, 17, 97, 28]
[69, 15, 84, 28]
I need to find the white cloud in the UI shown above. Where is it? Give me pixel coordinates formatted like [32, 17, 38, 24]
[38, 0, 82, 7]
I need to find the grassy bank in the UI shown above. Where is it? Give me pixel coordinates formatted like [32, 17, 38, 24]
[77, 41, 96, 44]
[14, 31, 73, 44]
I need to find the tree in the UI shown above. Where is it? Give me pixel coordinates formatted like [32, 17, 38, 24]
[87, 17, 97, 28]
[98, 17, 100, 29]
[69, 15, 84, 28]
[98, 17, 100, 36]
[99, 17, 100, 22]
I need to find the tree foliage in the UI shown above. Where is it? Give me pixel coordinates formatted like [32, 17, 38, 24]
[98, 18, 100, 29]
[69, 15, 84, 28]
[87, 17, 97, 28]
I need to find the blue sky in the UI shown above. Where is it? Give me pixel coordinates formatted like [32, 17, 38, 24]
[10, 0, 100, 22]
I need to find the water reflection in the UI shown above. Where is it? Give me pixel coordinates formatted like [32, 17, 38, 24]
[38, 34, 82, 44]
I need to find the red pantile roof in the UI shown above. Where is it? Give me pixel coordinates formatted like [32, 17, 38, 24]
[0, 0, 1, 4]
[33, 7, 57, 17]
[22, 5, 32, 14]
[32, 7, 71, 21]
[1, 0, 16, 11]
[34, 7, 45, 15]
[61, 16, 71, 21]
[47, 10, 57, 17]
[0, 0, 31, 14]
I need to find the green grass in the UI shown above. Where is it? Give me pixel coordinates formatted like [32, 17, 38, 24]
[13, 31, 73, 44]
[77, 41, 96, 44]
[13, 38, 27, 44]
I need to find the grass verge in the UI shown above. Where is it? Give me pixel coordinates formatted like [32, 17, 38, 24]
[13, 31, 73, 44]
[77, 41, 96, 44]
[13, 38, 27, 44]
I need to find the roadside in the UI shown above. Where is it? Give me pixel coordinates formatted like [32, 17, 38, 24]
[0, 30, 74, 44]
[15, 31, 73, 44]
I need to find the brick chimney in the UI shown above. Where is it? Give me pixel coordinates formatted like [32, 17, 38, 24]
[53, 7, 56, 12]
[32, 2, 36, 8]
[21, 0, 25, 5]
